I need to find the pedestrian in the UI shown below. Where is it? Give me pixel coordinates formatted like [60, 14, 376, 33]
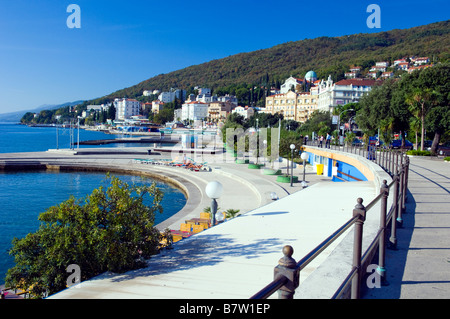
[319, 135, 324, 148]
[326, 133, 331, 148]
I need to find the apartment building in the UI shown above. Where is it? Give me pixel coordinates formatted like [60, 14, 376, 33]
[264, 90, 318, 123]
[207, 101, 235, 122]
[317, 76, 376, 112]
[181, 101, 209, 122]
[114, 98, 141, 121]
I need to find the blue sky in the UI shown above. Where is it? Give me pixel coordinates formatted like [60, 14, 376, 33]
[0, 0, 448, 114]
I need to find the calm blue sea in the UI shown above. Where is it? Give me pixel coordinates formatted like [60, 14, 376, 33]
[0, 124, 186, 284]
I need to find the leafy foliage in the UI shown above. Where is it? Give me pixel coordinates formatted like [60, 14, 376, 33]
[5, 175, 166, 298]
[356, 63, 449, 149]
[99, 21, 449, 103]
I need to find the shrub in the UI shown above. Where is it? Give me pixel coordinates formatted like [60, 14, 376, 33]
[406, 150, 432, 156]
[5, 175, 164, 298]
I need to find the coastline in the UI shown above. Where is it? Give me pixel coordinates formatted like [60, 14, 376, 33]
[0, 147, 298, 231]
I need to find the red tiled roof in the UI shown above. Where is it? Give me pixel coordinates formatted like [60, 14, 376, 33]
[335, 78, 377, 86]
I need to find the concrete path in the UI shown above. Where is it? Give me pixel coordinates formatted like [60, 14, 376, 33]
[48, 180, 377, 299]
[363, 156, 450, 299]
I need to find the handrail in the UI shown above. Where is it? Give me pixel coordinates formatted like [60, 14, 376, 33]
[296, 215, 359, 271]
[250, 140, 410, 299]
[249, 275, 288, 299]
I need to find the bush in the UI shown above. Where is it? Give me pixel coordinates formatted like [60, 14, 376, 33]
[406, 150, 432, 156]
[444, 157, 450, 162]
[5, 175, 164, 298]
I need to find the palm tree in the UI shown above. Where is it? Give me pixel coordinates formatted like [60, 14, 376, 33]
[405, 88, 436, 151]
[409, 117, 421, 150]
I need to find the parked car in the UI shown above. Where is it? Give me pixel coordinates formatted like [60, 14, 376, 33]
[390, 139, 413, 150]
[423, 140, 433, 150]
[437, 142, 450, 156]
[351, 138, 364, 147]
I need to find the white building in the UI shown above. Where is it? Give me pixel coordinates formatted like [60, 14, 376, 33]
[158, 89, 186, 103]
[114, 98, 141, 121]
[181, 101, 209, 122]
[280, 76, 304, 94]
[151, 100, 164, 113]
[217, 94, 238, 106]
[317, 77, 377, 112]
[232, 106, 255, 119]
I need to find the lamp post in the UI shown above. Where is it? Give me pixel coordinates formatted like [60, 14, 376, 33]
[337, 108, 354, 140]
[301, 151, 309, 188]
[205, 181, 223, 226]
[290, 144, 295, 186]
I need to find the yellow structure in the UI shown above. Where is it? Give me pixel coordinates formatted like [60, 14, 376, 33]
[263, 91, 318, 123]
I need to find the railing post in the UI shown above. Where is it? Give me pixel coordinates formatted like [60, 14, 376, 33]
[402, 155, 410, 208]
[351, 198, 366, 299]
[389, 174, 399, 249]
[397, 166, 404, 227]
[274, 245, 299, 299]
[378, 180, 389, 284]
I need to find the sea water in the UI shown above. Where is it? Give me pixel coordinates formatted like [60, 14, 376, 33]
[0, 124, 186, 284]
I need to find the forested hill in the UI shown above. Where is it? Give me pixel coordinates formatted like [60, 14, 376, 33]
[94, 20, 449, 102]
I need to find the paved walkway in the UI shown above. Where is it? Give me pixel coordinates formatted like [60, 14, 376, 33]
[363, 156, 450, 299]
[3, 148, 447, 299]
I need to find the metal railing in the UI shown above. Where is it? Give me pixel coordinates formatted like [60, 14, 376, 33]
[250, 140, 410, 299]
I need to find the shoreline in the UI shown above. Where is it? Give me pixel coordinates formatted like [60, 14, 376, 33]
[0, 159, 199, 231]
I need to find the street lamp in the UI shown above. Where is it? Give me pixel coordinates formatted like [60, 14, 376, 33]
[205, 181, 223, 226]
[290, 144, 295, 186]
[337, 109, 354, 139]
[301, 151, 309, 188]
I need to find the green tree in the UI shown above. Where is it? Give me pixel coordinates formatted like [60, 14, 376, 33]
[405, 88, 437, 150]
[5, 175, 165, 298]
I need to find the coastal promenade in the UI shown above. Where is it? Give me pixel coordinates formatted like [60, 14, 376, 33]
[1, 148, 448, 299]
[362, 156, 450, 299]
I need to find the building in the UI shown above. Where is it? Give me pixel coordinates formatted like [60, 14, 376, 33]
[232, 106, 255, 120]
[158, 89, 186, 103]
[408, 64, 432, 73]
[151, 100, 164, 114]
[181, 101, 209, 122]
[317, 77, 377, 112]
[263, 90, 318, 123]
[296, 92, 318, 123]
[413, 57, 429, 65]
[397, 62, 410, 71]
[217, 94, 238, 106]
[305, 70, 318, 83]
[114, 98, 141, 121]
[280, 76, 304, 94]
[208, 102, 235, 122]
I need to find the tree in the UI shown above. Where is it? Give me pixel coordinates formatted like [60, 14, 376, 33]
[405, 88, 437, 150]
[357, 79, 409, 141]
[5, 175, 166, 298]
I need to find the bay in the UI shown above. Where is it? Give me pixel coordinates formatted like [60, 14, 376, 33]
[0, 124, 187, 284]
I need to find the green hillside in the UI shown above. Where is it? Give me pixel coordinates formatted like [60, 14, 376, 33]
[96, 20, 449, 102]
